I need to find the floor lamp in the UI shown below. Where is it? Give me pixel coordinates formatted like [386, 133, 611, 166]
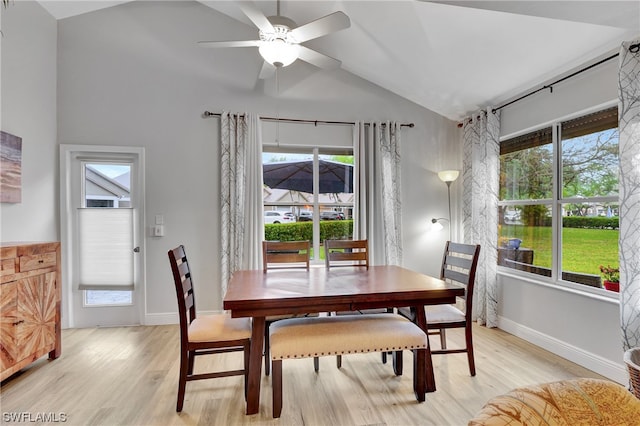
[432, 170, 459, 241]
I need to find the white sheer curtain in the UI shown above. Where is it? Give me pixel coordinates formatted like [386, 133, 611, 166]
[353, 121, 402, 266]
[462, 108, 500, 327]
[219, 112, 263, 295]
[618, 39, 640, 351]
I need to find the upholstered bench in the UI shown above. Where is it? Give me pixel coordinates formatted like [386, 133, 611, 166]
[269, 313, 428, 418]
[468, 377, 640, 425]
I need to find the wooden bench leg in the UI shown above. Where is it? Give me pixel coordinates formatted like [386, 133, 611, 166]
[413, 348, 426, 402]
[314, 356, 319, 372]
[336, 354, 342, 369]
[273, 360, 283, 418]
[393, 350, 403, 376]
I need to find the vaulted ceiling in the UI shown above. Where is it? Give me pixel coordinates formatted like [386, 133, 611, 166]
[38, 1, 639, 120]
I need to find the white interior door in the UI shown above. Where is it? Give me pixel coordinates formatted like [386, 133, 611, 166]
[60, 145, 145, 328]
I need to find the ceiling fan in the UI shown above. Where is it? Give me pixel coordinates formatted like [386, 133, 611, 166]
[198, 0, 351, 79]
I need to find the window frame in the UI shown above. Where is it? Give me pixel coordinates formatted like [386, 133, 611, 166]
[497, 101, 619, 298]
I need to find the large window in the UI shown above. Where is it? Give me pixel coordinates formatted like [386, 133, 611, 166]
[262, 148, 354, 261]
[498, 106, 619, 292]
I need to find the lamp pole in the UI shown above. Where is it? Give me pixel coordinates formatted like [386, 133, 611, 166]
[437, 169, 459, 242]
[446, 180, 453, 241]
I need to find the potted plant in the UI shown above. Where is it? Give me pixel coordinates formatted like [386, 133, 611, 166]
[599, 265, 620, 292]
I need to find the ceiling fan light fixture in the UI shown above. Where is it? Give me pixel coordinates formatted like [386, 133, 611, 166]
[259, 39, 300, 67]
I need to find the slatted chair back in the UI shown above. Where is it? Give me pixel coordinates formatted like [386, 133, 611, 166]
[440, 241, 481, 321]
[263, 241, 310, 272]
[324, 239, 369, 270]
[169, 245, 197, 335]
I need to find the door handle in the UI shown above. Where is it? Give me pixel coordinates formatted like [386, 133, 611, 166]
[133, 247, 140, 253]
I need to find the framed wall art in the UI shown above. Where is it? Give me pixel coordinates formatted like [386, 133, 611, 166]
[1, 131, 22, 203]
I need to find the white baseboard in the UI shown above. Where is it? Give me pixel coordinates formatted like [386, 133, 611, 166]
[143, 310, 223, 326]
[497, 316, 627, 385]
[144, 312, 178, 325]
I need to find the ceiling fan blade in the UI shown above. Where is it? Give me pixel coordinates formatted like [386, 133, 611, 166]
[297, 46, 341, 70]
[290, 11, 350, 43]
[258, 61, 276, 79]
[237, 1, 275, 34]
[198, 40, 261, 48]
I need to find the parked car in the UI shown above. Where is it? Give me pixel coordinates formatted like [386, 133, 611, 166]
[320, 211, 345, 220]
[264, 211, 296, 224]
[298, 211, 313, 221]
[504, 210, 520, 223]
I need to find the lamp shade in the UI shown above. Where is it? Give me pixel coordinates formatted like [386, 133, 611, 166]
[431, 220, 444, 232]
[438, 170, 459, 183]
[259, 40, 300, 67]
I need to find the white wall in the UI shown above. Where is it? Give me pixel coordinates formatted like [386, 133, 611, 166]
[497, 52, 626, 383]
[0, 1, 58, 242]
[500, 56, 619, 137]
[53, 1, 458, 323]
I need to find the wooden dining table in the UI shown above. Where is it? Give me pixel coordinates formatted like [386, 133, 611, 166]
[223, 264, 465, 415]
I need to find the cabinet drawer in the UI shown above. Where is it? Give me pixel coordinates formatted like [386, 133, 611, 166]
[19, 252, 57, 272]
[1, 246, 17, 260]
[0, 259, 16, 275]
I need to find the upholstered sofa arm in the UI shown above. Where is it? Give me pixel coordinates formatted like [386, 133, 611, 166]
[468, 378, 640, 426]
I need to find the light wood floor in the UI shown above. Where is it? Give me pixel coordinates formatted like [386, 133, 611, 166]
[1, 324, 605, 426]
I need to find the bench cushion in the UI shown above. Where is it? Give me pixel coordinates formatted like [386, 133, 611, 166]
[269, 313, 427, 360]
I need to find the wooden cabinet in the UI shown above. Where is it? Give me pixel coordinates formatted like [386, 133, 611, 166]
[1, 242, 61, 381]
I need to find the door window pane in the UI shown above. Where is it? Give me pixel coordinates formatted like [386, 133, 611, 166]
[83, 163, 133, 306]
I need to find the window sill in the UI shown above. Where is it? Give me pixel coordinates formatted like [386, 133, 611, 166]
[497, 266, 620, 305]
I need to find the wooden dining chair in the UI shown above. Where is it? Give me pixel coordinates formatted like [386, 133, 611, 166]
[168, 245, 251, 412]
[263, 240, 310, 272]
[262, 240, 317, 375]
[399, 241, 481, 376]
[324, 239, 395, 368]
[324, 239, 369, 270]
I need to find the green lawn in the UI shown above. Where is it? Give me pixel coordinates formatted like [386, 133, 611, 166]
[500, 225, 619, 275]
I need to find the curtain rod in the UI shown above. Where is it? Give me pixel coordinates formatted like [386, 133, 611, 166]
[203, 111, 414, 128]
[491, 45, 637, 114]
